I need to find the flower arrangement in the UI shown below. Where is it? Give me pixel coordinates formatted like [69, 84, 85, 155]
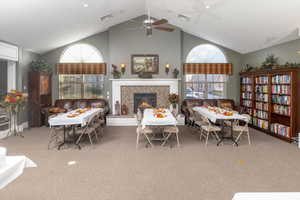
[168, 93, 179, 105]
[1, 90, 27, 114]
[111, 64, 121, 79]
[1, 90, 27, 137]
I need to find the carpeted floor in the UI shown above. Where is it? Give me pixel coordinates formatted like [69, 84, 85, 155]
[1, 126, 300, 200]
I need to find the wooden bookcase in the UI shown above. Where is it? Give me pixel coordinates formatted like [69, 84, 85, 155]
[28, 72, 52, 127]
[240, 68, 300, 142]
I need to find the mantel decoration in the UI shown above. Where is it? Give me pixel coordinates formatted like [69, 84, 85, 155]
[0, 90, 28, 137]
[173, 68, 179, 78]
[30, 59, 52, 73]
[165, 64, 170, 74]
[241, 54, 300, 73]
[111, 65, 121, 79]
[168, 93, 179, 115]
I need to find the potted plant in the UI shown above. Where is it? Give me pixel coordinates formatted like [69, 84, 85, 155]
[30, 60, 52, 73]
[262, 54, 279, 69]
[173, 68, 179, 78]
[168, 93, 179, 114]
[0, 90, 27, 137]
[111, 65, 121, 79]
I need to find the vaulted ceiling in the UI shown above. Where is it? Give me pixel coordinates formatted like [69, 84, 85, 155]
[1, 0, 300, 54]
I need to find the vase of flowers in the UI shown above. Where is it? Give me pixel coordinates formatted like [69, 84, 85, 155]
[0, 90, 27, 137]
[168, 93, 179, 115]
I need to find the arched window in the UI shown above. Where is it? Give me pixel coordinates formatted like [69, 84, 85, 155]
[60, 43, 104, 63]
[59, 44, 105, 99]
[185, 44, 228, 99]
[186, 44, 227, 63]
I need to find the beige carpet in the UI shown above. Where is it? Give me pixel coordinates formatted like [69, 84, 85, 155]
[1, 126, 300, 200]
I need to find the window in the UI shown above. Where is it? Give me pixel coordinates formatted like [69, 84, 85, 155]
[59, 44, 105, 99]
[185, 44, 228, 99]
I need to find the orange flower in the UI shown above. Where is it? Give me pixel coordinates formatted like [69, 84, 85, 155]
[9, 96, 17, 103]
[4, 96, 10, 102]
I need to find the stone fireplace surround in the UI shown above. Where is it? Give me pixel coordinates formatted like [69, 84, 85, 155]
[111, 79, 180, 115]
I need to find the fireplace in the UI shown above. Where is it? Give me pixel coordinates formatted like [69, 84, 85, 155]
[134, 93, 157, 113]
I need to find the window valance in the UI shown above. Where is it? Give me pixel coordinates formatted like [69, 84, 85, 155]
[183, 63, 233, 75]
[56, 63, 106, 74]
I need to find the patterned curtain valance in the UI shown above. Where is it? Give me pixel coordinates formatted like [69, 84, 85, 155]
[183, 63, 233, 75]
[56, 63, 107, 74]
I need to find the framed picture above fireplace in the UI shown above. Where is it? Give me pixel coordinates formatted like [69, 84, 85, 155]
[131, 54, 159, 74]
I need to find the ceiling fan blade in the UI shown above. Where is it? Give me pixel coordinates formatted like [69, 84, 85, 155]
[154, 26, 175, 32]
[152, 18, 168, 26]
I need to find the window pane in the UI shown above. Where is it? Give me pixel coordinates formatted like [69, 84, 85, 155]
[207, 74, 227, 82]
[185, 82, 206, 99]
[186, 74, 205, 82]
[83, 75, 104, 99]
[207, 83, 225, 99]
[59, 75, 82, 99]
[186, 44, 227, 63]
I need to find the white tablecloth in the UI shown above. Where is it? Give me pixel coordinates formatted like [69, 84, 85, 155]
[193, 107, 247, 123]
[0, 156, 37, 189]
[48, 108, 103, 127]
[232, 193, 300, 200]
[141, 109, 177, 128]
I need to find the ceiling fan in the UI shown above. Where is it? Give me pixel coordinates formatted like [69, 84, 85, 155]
[142, 10, 175, 37]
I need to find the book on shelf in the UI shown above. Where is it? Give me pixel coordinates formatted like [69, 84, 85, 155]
[242, 77, 252, 84]
[242, 85, 252, 92]
[242, 100, 252, 107]
[252, 117, 268, 129]
[242, 92, 252, 99]
[255, 76, 268, 84]
[272, 85, 291, 95]
[272, 95, 290, 105]
[270, 123, 290, 137]
[256, 93, 268, 102]
[273, 104, 290, 116]
[272, 75, 291, 84]
[256, 102, 268, 111]
[255, 85, 268, 93]
[253, 110, 268, 119]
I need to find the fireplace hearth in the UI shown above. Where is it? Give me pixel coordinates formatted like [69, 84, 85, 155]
[134, 93, 157, 113]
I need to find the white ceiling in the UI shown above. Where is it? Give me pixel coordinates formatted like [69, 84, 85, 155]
[1, 0, 300, 54]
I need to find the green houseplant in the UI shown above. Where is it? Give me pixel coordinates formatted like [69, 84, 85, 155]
[30, 60, 52, 73]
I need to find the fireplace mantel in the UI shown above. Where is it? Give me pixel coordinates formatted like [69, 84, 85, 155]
[111, 78, 181, 115]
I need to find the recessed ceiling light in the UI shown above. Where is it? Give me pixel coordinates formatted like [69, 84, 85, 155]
[83, 3, 89, 8]
[205, 5, 210, 9]
[297, 50, 300, 54]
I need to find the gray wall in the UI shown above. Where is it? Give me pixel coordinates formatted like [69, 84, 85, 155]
[41, 15, 244, 105]
[42, 31, 109, 102]
[242, 38, 300, 68]
[17, 48, 40, 123]
[182, 32, 243, 102]
[0, 60, 7, 96]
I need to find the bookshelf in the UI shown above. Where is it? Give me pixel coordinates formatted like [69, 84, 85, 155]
[240, 68, 300, 142]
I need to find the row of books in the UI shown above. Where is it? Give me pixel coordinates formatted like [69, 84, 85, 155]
[241, 85, 252, 92]
[272, 75, 291, 84]
[255, 85, 268, 93]
[272, 95, 291, 105]
[242, 100, 252, 107]
[273, 104, 291, 116]
[242, 92, 252, 99]
[243, 108, 253, 115]
[256, 94, 268, 102]
[256, 102, 268, 111]
[271, 85, 291, 95]
[255, 76, 268, 84]
[252, 117, 269, 129]
[241, 77, 252, 84]
[270, 123, 290, 138]
[253, 110, 268, 120]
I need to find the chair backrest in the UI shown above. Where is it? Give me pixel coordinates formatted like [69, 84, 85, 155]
[137, 108, 143, 123]
[241, 114, 251, 125]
